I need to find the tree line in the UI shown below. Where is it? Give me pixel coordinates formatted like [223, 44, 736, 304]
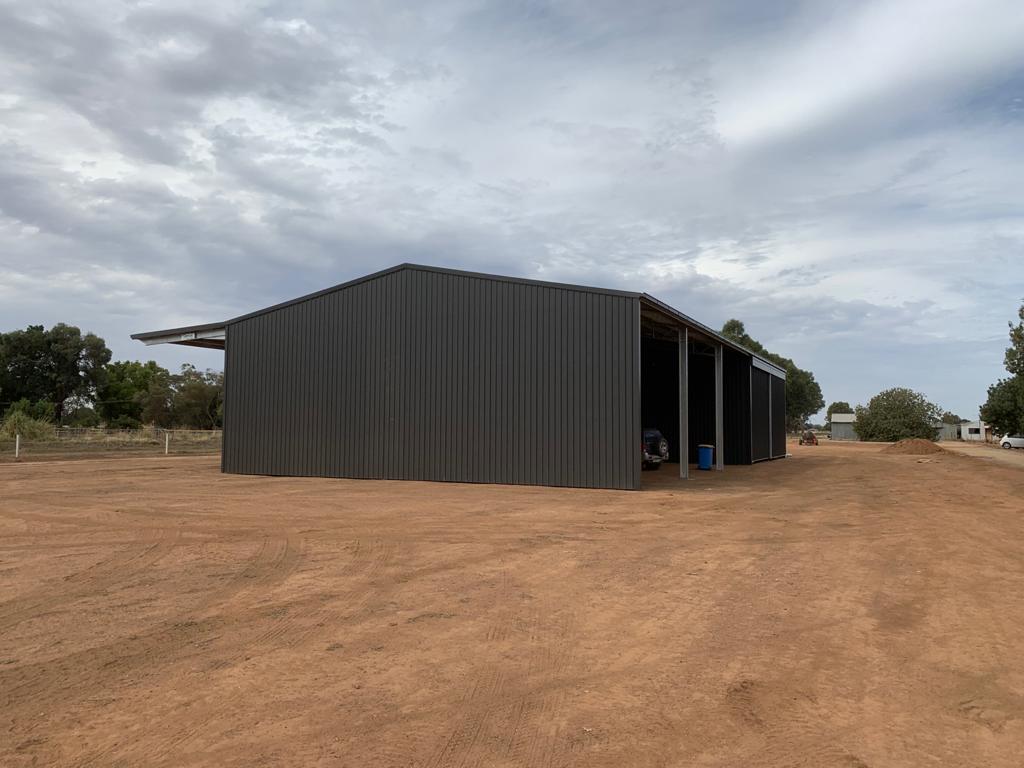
[814, 301, 1024, 442]
[0, 323, 223, 430]
[719, 319, 976, 442]
[820, 394, 966, 441]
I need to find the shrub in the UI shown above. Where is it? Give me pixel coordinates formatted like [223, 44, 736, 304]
[1, 411, 54, 440]
[107, 414, 143, 429]
[854, 388, 941, 442]
[63, 406, 101, 427]
[4, 398, 55, 422]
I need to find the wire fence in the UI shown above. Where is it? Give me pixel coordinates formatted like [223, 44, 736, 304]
[0, 427, 223, 463]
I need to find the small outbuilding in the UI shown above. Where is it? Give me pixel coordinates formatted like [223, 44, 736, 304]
[133, 264, 787, 490]
[830, 413, 858, 441]
[959, 420, 991, 442]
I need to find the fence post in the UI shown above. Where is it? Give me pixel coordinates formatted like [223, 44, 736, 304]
[15, 433, 20, 460]
[165, 432, 169, 456]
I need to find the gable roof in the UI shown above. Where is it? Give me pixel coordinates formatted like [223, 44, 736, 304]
[131, 263, 786, 377]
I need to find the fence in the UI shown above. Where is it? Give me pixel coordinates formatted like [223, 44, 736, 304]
[1, 427, 223, 462]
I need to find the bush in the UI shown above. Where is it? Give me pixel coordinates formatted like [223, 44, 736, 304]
[63, 406, 101, 427]
[4, 398, 55, 422]
[106, 414, 143, 429]
[855, 388, 941, 442]
[1, 411, 54, 440]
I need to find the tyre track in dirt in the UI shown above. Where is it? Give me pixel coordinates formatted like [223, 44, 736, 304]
[100, 537, 397, 767]
[421, 559, 580, 768]
[0, 529, 301, 715]
[68, 529, 306, 767]
[0, 526, 182, 632]
[219, 535, 394, 662]
[205, 536, 396, 663]
[633, 485, 898, 767]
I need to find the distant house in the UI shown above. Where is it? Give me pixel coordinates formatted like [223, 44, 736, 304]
[830, 413, 857, 441]
[936, 423, 960, 441]
[960, 420, 991, 442]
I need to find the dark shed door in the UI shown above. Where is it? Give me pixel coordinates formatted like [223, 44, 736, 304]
[771, 375, 786, 458]
[751, 367, 771, 462]
[723, 348, 752, 465]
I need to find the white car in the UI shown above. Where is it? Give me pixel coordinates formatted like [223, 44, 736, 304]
[1000, 434, 1024, 449]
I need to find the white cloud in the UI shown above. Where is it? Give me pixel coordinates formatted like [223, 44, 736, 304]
[0, 0, 1021, 418]
[714, 0, 1024, 146]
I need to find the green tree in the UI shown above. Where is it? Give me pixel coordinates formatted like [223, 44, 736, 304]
[825, 401, 853, 425]
[0, 324, 111, 421]
[940, 411, 966, 424]
[63, 405, 102, 427]
[142, 370, 175, 427]
[721, 319, 825, 431]
[96, 360, 170, 427]
[981, 301, 1024, 436]
[854, 388, 941, 442]
[980, 378, 1024, 436]
[170, 365, 224, 429]
[4, 397, 55, 422]
[1005, 303, 1024, 377]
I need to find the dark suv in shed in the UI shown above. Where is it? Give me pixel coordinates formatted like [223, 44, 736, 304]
[642, 428, 670, 470]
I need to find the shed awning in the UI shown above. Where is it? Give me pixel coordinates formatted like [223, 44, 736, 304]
[130, 322, 226, 350]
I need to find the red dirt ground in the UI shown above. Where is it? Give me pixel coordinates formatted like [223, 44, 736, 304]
[2, 441, 1023, 767]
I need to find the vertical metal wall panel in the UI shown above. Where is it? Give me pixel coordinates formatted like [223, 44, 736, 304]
[771, 375, 787, 458]
[722, 348, 752, 465]
[751, 367, 771, 462]
[222, 267, 641, 489]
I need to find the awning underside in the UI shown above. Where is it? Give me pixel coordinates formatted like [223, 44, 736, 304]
[130, 324, 226, 350]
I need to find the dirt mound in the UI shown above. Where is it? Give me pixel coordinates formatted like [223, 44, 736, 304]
[882, 438, 947, 455]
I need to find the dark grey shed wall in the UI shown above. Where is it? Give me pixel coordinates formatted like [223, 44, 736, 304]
[771, 375, 787, 458]
[222, 268, 642, 489]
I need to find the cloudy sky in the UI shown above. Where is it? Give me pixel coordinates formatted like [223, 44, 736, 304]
[1, 0, 1022, 419]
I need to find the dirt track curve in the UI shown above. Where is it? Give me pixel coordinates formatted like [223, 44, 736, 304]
[2, 441, 1023, 767]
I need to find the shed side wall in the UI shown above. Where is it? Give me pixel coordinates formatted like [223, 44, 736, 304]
[223, 268, 641, 489]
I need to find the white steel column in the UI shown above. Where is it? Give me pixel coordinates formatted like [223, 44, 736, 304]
[679, 327, 689, 479]
[714, 343, 724, 471]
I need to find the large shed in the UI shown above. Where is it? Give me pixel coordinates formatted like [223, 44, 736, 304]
[133, 264, 787, 490]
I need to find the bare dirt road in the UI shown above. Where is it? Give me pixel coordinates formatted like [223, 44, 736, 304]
[941, 440, 1024, 468]
[2, 442, 1023, 767]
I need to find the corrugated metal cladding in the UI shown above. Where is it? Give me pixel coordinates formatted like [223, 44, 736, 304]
[751, 367, 772, 462]
[771, 375, 787, 458]
[222, 267, 642, 489]
[722, 348, 752, 464]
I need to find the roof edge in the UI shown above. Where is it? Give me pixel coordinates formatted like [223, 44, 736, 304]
[130, 266, 789, 382]
[131, 321, 227, 341]
[221, 263, 642, 326]
[640, 294, 787, 379]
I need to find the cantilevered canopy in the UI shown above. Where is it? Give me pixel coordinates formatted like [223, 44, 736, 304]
[130, 321, 226, 350]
